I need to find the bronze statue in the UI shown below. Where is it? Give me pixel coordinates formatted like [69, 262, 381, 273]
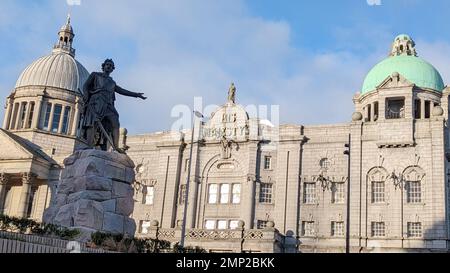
[81, 59, 147, 152]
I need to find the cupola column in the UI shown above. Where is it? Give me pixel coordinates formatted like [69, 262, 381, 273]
[8, 103, 17, 130]
[24, 101, 32, 129]
[31, 96, 44, 129]
[421, 99, 426, 119]
[14, 102, 24, 130]
[71, 97, 81, 136]
[2, 97, 13, 130]
[58, 106, 66, 134]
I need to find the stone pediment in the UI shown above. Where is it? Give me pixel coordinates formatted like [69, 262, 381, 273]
[0, 129, 35, 160]
[377, 72, 414, 90]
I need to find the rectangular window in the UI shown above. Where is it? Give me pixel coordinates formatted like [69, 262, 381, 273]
[61, 106, 71, 134]
[374, 102, 379, 121]
[425, 101, 431, 119]
[407, 222, 423, 238]
[229, 221, 239, 230]
[179, 185, 186, 205]
[205, 220, 216, 230]
[259, 183, 273, 204]
[406, 181, 422, 203]
[386, 98, 405, 119]
[331, 183, 345, 204]
[304, 183, 316, 204]
[220, 184, 230, 204]
[232, 184, 241, 204]
[371, 222, 386, 237]
[302, 221, 316, 237]
[257, 220, 268, 230]
[43, 103, 52, 130]
[414, 99, 421, 119]
[208, 184, 218, 204]
[264, 156, 272, 170]
[331, 222, 345, 237]
[140, 221, 151, 234]
[26, 102, 35, 129]
[144, 186, 154, 205]
[18, 102, 27, 129]
[51, 104, 62, 133]
[371, 181, 385, 203]
[217, 220, 228, 230]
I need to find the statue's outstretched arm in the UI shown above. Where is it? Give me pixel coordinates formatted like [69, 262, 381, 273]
[115, 85, 147, 100]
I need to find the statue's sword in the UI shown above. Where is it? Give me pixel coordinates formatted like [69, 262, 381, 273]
[96, 120, 119, 153]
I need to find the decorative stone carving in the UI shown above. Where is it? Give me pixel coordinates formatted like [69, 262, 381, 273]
[220, 136, 237, 159]
[43, 149, 136, 240]
[433, 106, 444, 117]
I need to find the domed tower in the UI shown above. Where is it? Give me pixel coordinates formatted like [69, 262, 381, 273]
[355, 34, 446, 126]
[2, 15, 89, 160]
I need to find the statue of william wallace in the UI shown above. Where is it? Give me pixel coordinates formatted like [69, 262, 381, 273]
[81, 59, 147, 152]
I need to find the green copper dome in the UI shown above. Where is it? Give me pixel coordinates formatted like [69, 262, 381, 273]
[361, 35, 445, 94]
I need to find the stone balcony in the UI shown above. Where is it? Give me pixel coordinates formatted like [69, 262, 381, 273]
[136, 221, 285, 253]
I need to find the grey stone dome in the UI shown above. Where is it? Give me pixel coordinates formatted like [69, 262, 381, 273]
[15, 52, 89, 94]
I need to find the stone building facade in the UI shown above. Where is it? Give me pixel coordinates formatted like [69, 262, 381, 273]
[0, 19, 449, 253]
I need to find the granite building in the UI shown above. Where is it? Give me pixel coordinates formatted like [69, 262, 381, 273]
[1, 19, 450, 253]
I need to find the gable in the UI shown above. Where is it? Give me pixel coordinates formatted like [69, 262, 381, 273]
[0, 130, 34, 160]
[376, 72, 414, 90]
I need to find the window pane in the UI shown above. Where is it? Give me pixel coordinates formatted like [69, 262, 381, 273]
[407, 222, 422, 238]
[304, 183, 316, 204]
[229, 221, 239, 230]
[27, 102, 35, 129]
[61, 106, 71, 134]
[208, 184, 218, 204]
[331, 183, 345, 204]
[260, 183, 273, 204]
[220, 184, 230, 204]
[331, 222, 345, 237]
[232, 184, 241, 204]
[407, 181, 422, 203]
[217, 220, 227, 230]
[205, 220, 215, 230]
[51, 104, 62, 133]
[18, 102, 27, 129]
[144, 186, 154, 205]
[43, 103, 52, 130]
[371, 222, 386, 237]
[140, 221, 151, 234]
[264, 156, 272, 170]
[302, 221, 315, 237]
[257, 220, 268, 230]
[371, 181, 385, 203]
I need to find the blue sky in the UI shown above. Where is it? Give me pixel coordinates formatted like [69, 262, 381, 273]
[1, 0, 450, 134]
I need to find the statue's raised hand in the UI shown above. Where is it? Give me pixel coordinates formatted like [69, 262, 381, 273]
[138, 93, 147, 100]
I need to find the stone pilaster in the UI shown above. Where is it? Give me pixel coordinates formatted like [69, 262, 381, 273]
[31, 96, 44, 129]
[71, 97, 81, 136]
[2, 97, 13, 130]
[18, 172, 36, 218]
[0, 173, 10, 213]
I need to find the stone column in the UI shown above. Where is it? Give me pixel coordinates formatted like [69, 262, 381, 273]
[421, 99, 426, 119]
[14, 102, 23, 130]
[2, 98, 12, 130]
[71, 98, 81, 136]
[24, 101, 32, 129]
[0, 173, 9, 213]
[18, 172, 35, 218]
[31, 96, 44, 129]
[244, 175, 257, 230]
[8, 103, 18, 130]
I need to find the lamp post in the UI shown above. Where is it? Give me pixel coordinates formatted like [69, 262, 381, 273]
[344, 134, 351, 253]
[180, 110, 204, 249]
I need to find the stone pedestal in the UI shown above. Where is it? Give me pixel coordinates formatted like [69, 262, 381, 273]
[43, 150, 136, 238]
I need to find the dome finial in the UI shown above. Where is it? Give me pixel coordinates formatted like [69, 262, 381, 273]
[390, 34, 417, 57]
[53, 15, 76, 56]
